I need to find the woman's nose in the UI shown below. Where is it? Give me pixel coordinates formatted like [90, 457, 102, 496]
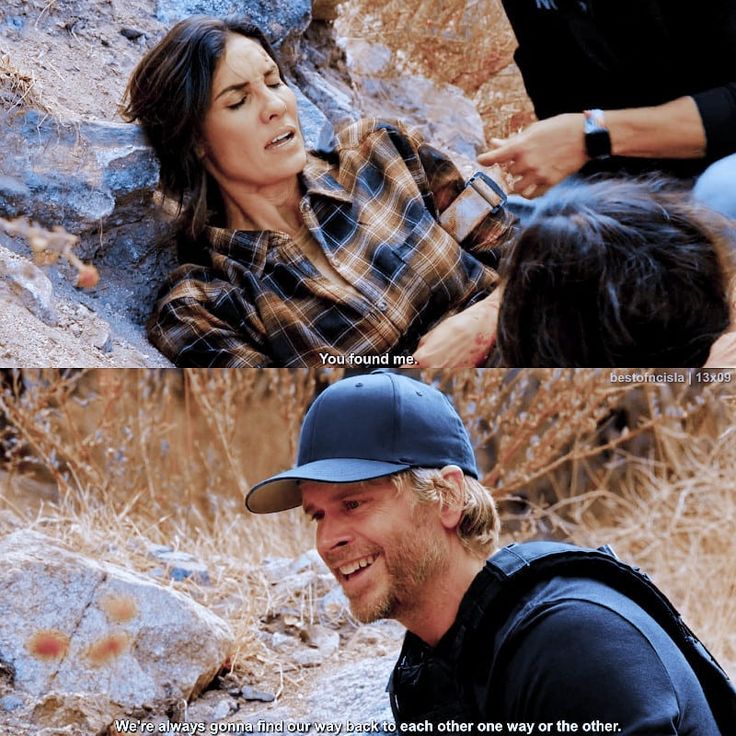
[260, 87, 287, 122]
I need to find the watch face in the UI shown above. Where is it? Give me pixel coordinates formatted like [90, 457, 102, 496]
[585, 129, 611, 160]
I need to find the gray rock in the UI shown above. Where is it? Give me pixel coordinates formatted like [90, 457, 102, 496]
[305, 654, 398, 726]
[0, 175, 30, 198]
[292, 648, 324, 667]
[277, 570, 319, 599]
[147, 545, 211, 585]
[341, 38, 487, 163]
[0, 107, 174, 343]
[31, 692, 121, 734]
[345, 621, 406, 656]
[0, 110, 159, 232]
[262, 549, 329, 581]
[154, 0, 312, 55]
[120, 27, 145, 41]
[239, 685, 275, 702]
[0, 530, 233, 728]
[211, 696, 237, 721]
[185, 690, 238, 723]
[270, 631, 297, 652]
[0, 694, 24, 712]
[318, 585, 351, 625]
[358, 75, 486, 161]
[236, 654, 400, 732]
[293, 548, 330, 575]
[260, 556, 294, 584]
[0, 251, 57, 325]
[294, 86, 335, 153]
[84, 317, 113, 353]
[304, 624, 340, 658]
[297, 68, 359, 131]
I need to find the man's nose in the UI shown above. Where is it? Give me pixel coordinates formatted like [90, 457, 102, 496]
[316, 516, 352, 557]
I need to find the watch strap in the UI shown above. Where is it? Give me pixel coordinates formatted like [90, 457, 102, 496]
[584, 108, 612, 160]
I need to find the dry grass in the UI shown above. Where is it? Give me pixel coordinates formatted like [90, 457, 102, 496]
[541, 421, 736, 677]
[0, 54, 46, 112]
[1, 368, 734, 687]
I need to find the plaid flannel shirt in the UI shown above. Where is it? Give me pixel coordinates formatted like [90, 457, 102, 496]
[148, 119, 514, 367]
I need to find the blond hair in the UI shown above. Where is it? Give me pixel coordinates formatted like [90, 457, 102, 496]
[391, 468, 499, 558]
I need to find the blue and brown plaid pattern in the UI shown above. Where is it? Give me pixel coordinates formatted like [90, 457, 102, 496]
[148, 119, 514, 367]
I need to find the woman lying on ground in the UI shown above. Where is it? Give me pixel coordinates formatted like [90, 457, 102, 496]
[490, 177, 736, 367]
[122, 16, 512, 368]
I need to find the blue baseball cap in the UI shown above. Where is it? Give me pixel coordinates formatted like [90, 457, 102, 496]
[245, 371, 478, 514]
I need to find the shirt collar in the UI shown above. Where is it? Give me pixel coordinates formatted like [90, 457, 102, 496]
[299, 152, 353, 203]
[202, 152, 351, 273]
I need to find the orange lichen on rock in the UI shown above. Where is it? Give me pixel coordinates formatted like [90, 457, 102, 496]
[87, 632, 130, 666]
[99, 594, 138, 624]
[27, 629, 70, 660]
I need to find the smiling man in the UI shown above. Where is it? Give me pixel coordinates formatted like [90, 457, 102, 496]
[247, 370, 497, 646]
[246, 371, 730, 733]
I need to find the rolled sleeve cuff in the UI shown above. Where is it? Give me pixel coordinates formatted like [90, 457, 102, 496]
[692, 85, 736, 160]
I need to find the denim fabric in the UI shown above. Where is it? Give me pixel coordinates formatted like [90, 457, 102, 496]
[693, 153, 736, 219]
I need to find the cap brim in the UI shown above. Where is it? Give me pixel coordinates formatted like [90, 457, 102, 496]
[245, 458, 411, 514]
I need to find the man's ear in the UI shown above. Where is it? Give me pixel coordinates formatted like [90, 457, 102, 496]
[438, 465, 465, 531]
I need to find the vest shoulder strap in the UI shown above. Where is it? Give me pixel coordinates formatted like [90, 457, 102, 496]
[476, 542, 736, 731]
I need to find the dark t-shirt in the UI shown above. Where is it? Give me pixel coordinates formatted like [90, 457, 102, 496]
[391, 571, 722, 733]
[490, 577, 720, 733]
[501, 0, 736, 176]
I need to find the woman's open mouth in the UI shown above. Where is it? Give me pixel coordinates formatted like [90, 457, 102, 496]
[266, 130, 296, 150]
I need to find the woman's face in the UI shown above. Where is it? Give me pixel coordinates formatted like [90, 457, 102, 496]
[200, 34, 307, 193]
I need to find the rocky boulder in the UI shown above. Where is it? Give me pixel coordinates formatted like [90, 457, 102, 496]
[154, 0, 312, 66]
[0, 110, 159, 234]
[0, 530, 234, 732]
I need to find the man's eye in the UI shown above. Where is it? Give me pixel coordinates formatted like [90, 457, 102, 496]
[310, 511, 324, 523]
[344, 500, 361, 511]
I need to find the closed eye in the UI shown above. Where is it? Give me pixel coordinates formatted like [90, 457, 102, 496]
[227, 97, 247, 110]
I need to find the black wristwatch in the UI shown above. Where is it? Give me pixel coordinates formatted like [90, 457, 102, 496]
[583, 108, 612, 160]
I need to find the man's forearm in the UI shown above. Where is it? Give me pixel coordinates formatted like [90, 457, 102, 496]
[605, 96, 707, 160]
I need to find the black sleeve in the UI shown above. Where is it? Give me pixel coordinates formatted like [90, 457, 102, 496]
[693, 83, 736, 160]
[652, 0, 736, 160]
[495, 599, 682, 734]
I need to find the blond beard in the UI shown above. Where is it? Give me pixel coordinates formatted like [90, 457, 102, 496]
[349, 503, 449, 623]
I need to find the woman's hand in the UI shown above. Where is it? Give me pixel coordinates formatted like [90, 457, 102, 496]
[412, 291, 500, 368]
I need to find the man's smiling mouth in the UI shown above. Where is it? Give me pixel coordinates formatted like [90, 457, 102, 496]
[337, 553, 379, 581]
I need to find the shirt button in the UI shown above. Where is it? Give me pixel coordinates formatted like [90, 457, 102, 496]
[377, 299, 388, 311]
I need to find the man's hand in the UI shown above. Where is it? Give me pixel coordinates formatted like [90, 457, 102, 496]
[478, 113, 587, 198]
[412, 291, 500, 368]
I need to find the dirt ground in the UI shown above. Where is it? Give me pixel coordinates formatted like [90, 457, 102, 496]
[1, 0, 171, 121]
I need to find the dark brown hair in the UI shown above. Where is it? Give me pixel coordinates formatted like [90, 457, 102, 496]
[122, 16, 283, 257]
[494, 178, 734, 367]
